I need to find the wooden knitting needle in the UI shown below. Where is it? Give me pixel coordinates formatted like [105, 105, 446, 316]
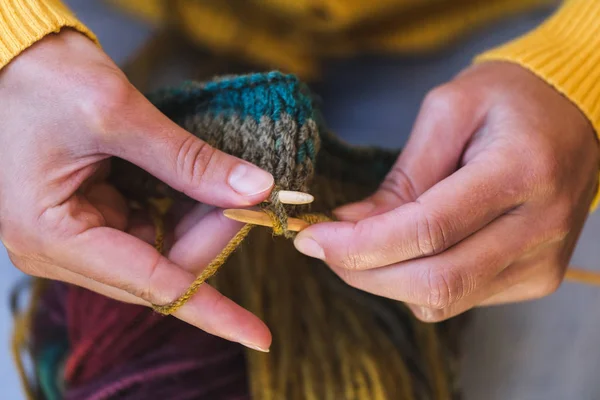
[224, 209, 310, 231]
[276, 190, 314, 205]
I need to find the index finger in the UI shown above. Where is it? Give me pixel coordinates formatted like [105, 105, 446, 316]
[294, 159, 523, 270]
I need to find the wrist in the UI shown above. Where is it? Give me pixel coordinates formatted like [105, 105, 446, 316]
[1, 30, 115, 97]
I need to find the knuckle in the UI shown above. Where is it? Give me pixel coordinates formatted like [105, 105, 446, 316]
[127, 253, 162, 304]
[531, 265, 564, 298]
[422, 85, 468, 116]
[1, 232, 27, 257]
[1, 223, 39, 258]
[39, 204, 106, 239]
[529, 201, 574, 245]
[79, 72, 135, 135]
[525, 143, 561, 194]
[535, 154, 560, 185]
[415, 210, 447, 257]
[336, 221, 375, 271]
[175, 136, 216, 192]
[133, 286, 154, 305]
[336, 268, 362, 290]
[339, 250, 366, 271]
[421, 267, 467, 309]
[379, 166, 418, 203]
[7, 252, 33, 276]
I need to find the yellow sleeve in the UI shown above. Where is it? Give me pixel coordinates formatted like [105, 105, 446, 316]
[0, 0, 98, 70]
[476, 0, 600, 208]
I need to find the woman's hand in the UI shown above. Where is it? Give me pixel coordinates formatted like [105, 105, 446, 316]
[295, 61, 599, 322]
[0, 30, 274, 351]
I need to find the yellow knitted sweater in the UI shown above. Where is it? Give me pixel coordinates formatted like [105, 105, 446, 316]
[1, 0, 600, 201]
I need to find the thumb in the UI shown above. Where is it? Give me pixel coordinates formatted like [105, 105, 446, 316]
[335, 84, 484, 220]
[100, 95, 274, 207]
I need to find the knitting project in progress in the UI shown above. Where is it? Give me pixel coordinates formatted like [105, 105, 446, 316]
[14, 72, 463, 400]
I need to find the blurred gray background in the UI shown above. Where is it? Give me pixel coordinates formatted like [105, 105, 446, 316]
[2, 1, 599, 399]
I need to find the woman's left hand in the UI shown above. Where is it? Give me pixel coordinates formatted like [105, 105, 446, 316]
[294, 61, 599, 321]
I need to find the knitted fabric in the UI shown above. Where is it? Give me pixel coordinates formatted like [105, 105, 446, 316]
[16, 72, 464, 400]
[111, 72, 318, 203]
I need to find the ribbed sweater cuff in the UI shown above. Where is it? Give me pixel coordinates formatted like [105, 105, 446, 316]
[0, 0, 98, 70]
[476, 0, 600, 209]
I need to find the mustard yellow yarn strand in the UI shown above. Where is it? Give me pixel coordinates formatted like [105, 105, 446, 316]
[361, 353, 388, 400]
[299, 213, 332, 225]
[417, 322, 452, 399]
[303, 278, 336, 399]
[301, 362, 319, 400]
[339, 338, 356, 399]
[12, 314, 34, 400]
[262, 208, 286, 236]
[12, 279, 45, 400]
[148, 197, 172, 254]
[152, 223, 255, 315]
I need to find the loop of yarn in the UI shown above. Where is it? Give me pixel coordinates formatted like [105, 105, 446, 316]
[261, 186, 333, 238]
[260, 187, 291, 238]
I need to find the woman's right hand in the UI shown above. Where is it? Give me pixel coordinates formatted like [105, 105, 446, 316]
[0, 30, 273, 352]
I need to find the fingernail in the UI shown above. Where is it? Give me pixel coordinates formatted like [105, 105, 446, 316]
[294, 236, 325, 259]
[228, 164, 274, 196]
[334, 201, 376, 220]
[241, 342, 270, 353]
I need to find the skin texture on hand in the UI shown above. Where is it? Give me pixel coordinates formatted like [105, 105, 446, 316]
[0, 31, 274, 351]
[295, 61, 600, 322]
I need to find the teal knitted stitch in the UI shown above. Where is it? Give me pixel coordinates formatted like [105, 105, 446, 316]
[148, 72, 314, 126]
